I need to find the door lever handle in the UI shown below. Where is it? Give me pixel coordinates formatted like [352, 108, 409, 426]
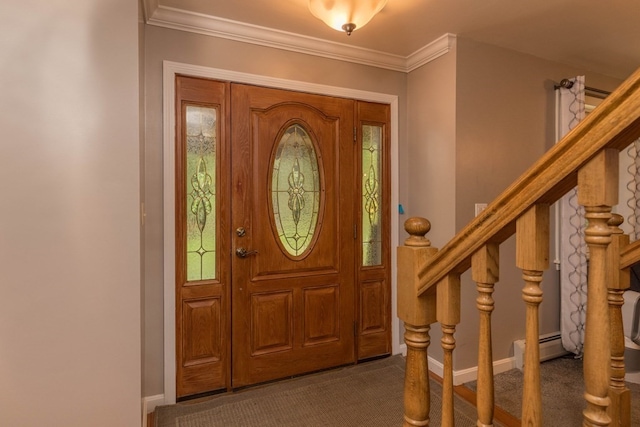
[235, 247, 258, 258]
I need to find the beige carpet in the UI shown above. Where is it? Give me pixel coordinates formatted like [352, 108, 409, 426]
[155, 355, 481, 427]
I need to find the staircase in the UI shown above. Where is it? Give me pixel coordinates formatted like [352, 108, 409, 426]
[397, 67, 640, 426]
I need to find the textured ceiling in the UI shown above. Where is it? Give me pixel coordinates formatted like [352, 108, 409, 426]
[147, 0, 640, 79]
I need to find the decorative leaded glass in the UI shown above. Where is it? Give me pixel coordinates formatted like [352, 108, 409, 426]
[362, 125, 382, 266]
[271, 124, 321, 257]
[186, 105, 217, 281]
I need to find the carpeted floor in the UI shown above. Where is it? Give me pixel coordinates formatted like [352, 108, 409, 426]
[465, 355, 640, 425]
[154, 355, 482, 427]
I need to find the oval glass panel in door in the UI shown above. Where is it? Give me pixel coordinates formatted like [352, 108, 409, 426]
[271, 123, 321, 258]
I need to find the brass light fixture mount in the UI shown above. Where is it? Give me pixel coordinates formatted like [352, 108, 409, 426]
[308, 0, 388, 36]
[342, 23, 357, 36]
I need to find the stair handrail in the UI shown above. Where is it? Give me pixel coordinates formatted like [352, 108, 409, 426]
[417, 68, 640, 296]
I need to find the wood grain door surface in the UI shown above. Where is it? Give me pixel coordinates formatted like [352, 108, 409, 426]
[230, 84, 356, 387]
[175, 77, 390, 397]
[175, 76, 231, 398]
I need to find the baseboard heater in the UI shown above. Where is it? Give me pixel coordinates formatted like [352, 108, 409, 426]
[513, 332, 569, 371]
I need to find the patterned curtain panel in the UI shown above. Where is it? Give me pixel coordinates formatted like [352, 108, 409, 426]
[557, 78, 640, 355]
[557, 76, 587, 356]
[624, 140, 640, 242]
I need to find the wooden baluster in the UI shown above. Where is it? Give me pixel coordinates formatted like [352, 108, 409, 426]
[398, 217, 438, 427]
[606, 213, 631, 426]
[578, 149, 618, 427]
[516, 203, 549, 427]
[472, 243, 499, 427]
[437, 274, 460, 427]
[403, 323, 433, 427]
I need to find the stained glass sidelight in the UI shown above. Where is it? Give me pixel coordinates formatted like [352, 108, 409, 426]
[362, 125, 382, 266]
[271, 124, 321, 257]
[186, 105, 217, 281]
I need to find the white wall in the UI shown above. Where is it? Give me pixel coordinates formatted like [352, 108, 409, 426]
[0, 1, 141, 426]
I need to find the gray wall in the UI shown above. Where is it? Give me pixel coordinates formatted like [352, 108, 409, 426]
[405, 41, 458, 249]
[404, 41, 459, 362]
[140, 2, 147, 402]
[0, 0, 141, 425]
[452, 37, 622, 369]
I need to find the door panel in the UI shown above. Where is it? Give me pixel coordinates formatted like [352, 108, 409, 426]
[231, 84, 356, 387]
[182, 297, 222, 367]
[250, 291, 293, 355]
[303, 285, 340, 345]
[356, 101, 391, 359]
[175, 76, 231, 398]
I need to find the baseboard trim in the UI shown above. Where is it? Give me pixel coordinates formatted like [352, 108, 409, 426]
[513, 332, 568, 371]
[430, 355, 515, 385]
[398, 343, 407, 356]
[452, 357, 516, 385]
[399, 342, 515, 386]
[142, 394, 165, 427]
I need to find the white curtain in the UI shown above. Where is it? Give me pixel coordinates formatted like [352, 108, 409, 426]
[557, 76, 587, 356]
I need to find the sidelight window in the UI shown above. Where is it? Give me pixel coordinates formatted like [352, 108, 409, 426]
[185, 105, 217, 281]
[362, 124, 383, 266]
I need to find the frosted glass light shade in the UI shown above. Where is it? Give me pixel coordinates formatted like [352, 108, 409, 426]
[308, 0, 388, 34]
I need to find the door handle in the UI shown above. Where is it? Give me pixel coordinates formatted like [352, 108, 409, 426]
[235, 247, 258, 258]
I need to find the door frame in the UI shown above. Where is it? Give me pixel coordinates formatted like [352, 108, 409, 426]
[162, 60, 400, 405]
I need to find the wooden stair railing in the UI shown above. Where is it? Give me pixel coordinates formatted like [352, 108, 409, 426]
[398, 67, 640, 427]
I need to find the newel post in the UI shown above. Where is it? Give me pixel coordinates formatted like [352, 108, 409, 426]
[398, 217, 438, 427]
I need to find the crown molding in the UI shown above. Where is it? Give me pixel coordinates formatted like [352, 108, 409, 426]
[141, 0, 159, 23]
[145, 5, 454, 73]
[406, 33, 456, 72]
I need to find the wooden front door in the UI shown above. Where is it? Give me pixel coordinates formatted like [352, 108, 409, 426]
[230, 84, 356, 387]
[175, 77, 391, 397]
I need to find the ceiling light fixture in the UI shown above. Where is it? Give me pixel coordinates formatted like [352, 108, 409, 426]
[308, 0, 388, 36]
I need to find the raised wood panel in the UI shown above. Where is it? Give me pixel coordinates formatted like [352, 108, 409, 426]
[182, 297, 221, 367]
[251, 291, 293, 356]
[360, 280, 386, 335]
[304, 285, 340, 345]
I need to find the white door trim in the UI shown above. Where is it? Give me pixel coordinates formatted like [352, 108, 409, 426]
[162, 60, 400, 404]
